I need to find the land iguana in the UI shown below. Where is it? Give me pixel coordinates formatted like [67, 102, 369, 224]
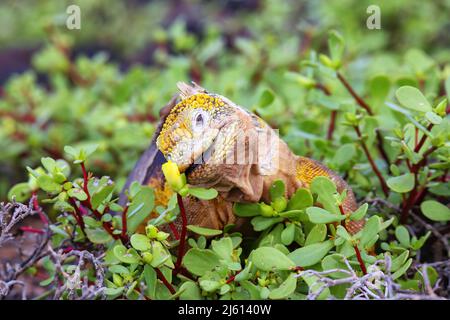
[120, 82, 365, 234]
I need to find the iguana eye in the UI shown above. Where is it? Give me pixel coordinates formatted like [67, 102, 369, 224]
[196, 113, 204, 126]
[193, 110, 207, 130]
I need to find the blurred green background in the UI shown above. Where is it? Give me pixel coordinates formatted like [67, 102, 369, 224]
[2, 0, 449, 85]
[0, 0, 449, 199]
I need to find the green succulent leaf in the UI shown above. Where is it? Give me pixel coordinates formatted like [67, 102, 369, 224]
[187, 187, 218, 200]
[143, 265, 157, 299]
[268, 273, 297, 300]
[391, 251, 409, 272]
[420, 200, 450, 222]
[306, 207, 345, 224]
[251, 247, 295, 271]
[359, 216, 380, 248]
[310, 176, 339, 214]
[350, 203, 368, 221]
[130, 234, 151, 251]
[395, 225, 411, 247]
[281, 223, 296, 246]
[251, 216, 284, 231]
[85, 228, 113, 244]
[327, 30, 345, 64]
[395, 86, 431, 112]
[304, 224, 327, 246]
[187, 225, 223, 236]
[8, 183, 31, 202]
[127, 186, 154, 234]
[183, 248, 222, 276]
[387, 173, 415, 193]
[336, 225, 352, 242]
[425, 111, 442, 125]
[179, 281, 202, 300]
[392, 258, 413, 280]
[286, 188, 313, 210]
[288, 240, 334, 267]
[113, 245, 141, 264]
[233, 202, 261, 217]
[37, 175, 62, 193]
[258, 88, 275, 108]
[269, 180, 285, 201]
[67, 188, 88, 201]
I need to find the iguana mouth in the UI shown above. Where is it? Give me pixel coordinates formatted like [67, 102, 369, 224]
[185, 134, 217, 176]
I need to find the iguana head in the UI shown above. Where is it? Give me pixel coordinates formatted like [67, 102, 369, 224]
[156, 82, 244, 178]
[153, 82, 295, 203]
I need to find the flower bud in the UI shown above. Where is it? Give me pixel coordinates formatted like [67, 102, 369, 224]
[258, 278, 269, 287]
[162, 160, 186, 192]
[260, 203, 274, 217]
[145, 225, 159, 239]
[141, 252, 154, 264]
[271, 197, 287, 212]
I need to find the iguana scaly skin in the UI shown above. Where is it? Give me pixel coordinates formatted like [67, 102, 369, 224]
[122, 82, 365, 235]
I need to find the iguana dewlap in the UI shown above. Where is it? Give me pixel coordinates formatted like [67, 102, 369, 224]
[121, 82, 364, 235]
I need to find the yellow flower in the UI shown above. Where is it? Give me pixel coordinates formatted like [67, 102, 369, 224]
[161, 160, 186, 192]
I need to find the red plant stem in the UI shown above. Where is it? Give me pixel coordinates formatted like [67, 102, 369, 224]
[169, 223, 180, 240]
[441, 169, 449, 182]
[121, 205, 129, 239]
[155, 268, 176, 295]
[337, 72, 373, 115]
[414, 124, 434, 153]
[225, 275, 236, 284]
[134, 288, 151, 300]
[412, 185, 428, 207]
[226, 270, 242, 284]
[394, 123, 435, 169]
[376, 130, 391, 166]
[327, 110, 337, 140]
[78, 163, 124, 242]
[62, 246, 74, 254]
[353, 126, 389, 197]
[337, 72, 390, 166]
[315, 83, 331, 96]
[31, 192, 48, 225]
[0, 111, 36, 123]
[78, 204, 89, 217]
[291, 266, 304, 272]
[400, 146, 438, 223]
[80, 163, 91, 204]
[411, 146, 438, 173]
[353, 245, 367, 275]
[20, 226, 44, 234]
[338, 205, 367, 275]
[405, 159, 412, 172]
[174, 194, 188, 274]
[68, 198, 87, 236]
[314, 83, 337, 141]
[338, 203, 346, 227]
[401, 184, 417, 224]
[299, 29, 313, 55]
[76, 198, 120, 240]
[104, 222, 120, 240]
[414, 127, 418, 148]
